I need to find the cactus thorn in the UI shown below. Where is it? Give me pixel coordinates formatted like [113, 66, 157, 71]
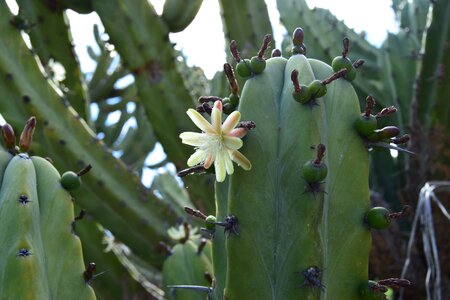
[377, 278, 411, 289]
[197, 238, 207, 255]
[364, 96, 376, 117]
[224, 63, 239, 95]
[177, 165, 208, 177]
[271, 49, 281, 57]
[236, 121, 256, 130]
[18, 195, 30, 205]
[314, 144, 326, 164]
[17, 248, 32, 257]
[292, 27, 304, 46]
[158, 242, 173, 256]
[196, 103, 213, 115]
[257, 34, 272, 59]
[342, 37, 350, 58]
[391, 134, 410, 145]
[376, 106, 397, 119]
[77, 164, 92, 177]
[322, 68, 348, 85]
[198, 96, 222, 104]
[353, 59, 364, 69]
[291, 70, 302, 93]
[387, 205, 410, 220]
[1, 123, 16, 152]
[298, 266, 325, 291]
[229, 40, 241, 63]
[19, 116, 36, 152]
[216, 215, 239, 236]
[184, 207, 207, 220]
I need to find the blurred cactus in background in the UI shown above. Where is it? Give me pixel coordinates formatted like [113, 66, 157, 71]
[0, 0, 448, 299]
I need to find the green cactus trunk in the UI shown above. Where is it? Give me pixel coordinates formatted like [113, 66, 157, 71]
[0, 150, 96, 299]
[214, 54, 370, 299]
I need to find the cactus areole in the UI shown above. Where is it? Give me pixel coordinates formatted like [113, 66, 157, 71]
[178, 28, 410, 300]
[0, 117, 96, 300]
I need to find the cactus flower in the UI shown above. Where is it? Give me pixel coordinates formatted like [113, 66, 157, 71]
[180, 101, 251, 182]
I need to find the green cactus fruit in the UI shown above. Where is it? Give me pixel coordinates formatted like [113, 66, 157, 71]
[366, 207, 390, 230]
[0, 152, 96, 299]
[302, 159, 328, 183]
[355, 114, 378, 136]
[308, 79, 327, 98]
[250, 56, 266, 74]
[229, 94, 239, 106]
[162, 240, 213, 300]
[236, 59, 253, 78]
[292, 85, 311, 103]
[205, 215, 216, 231]
[359, 280, 386, 300]
[61, 171, 81, 191]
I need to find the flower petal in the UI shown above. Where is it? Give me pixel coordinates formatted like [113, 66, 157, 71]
[224, 151, 234, 175]
[223, 136, 243, 150]
[222, 111, 241, 134]
[229, 127, 248, 138]
[214, 151, 226, 182]
[187, 109, 215, 133]
[230, 150, 252, 171]
[187, 149, 207, 167]
[180, 132, 208, 146]
[211, 101, 223, 133]
[204, 153, 214, 169]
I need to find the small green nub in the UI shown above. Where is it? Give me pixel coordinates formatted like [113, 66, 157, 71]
[308, 80, 327, 98]
[205, 215, 217, 231]
[366, 207, 390, 230]
[229, 94, 239, 106]
[292, 85, 311, 104]
[61, 171, 81, 191]
[222, 98, 234, 114]
[250, 56, 266, 74]
[332, 56, 356, 81]
[355, 114, 377, 137]
[302, 160, 328, 183]
[236, 59, 252, 78]
[359, 280, 386, 300]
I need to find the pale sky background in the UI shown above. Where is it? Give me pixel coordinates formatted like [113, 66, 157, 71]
[4, 0, 400, 184]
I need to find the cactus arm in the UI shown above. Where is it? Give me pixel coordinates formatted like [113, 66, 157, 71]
[308, 59, 371, 299]
[31, 156, 96, 299]
[162, 0, 204, 33]
[219, 0, 273, 58]
[212, 179, 230, 299]
[92, 0, 215, 212]
[414, 0, 450, 129]
[16, 0, 91, 121]
[0, 155, 49, 299]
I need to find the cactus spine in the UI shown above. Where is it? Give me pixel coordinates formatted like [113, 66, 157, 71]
[0, 119, 96, 299]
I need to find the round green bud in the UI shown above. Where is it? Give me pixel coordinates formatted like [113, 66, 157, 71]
[345, 66, 357, 81]
[61, 171, 81, 191]
[222, 98, 235, 114]
[332, 56, 352, 72]
[229, 94, 239, 106]
[308, 80, 327, 98]
[355, 114, 377, 136]
[236, 59, 252, 78]
[302, 160, 328, 183]
[205, 215, 217, 231]
[250, 56, 266, 74]
[366, 207, 390, 230]
[359, 281, 386, 300]
[292, 85, 311, 104]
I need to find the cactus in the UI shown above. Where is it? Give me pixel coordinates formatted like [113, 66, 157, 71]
[177, 29, 413, 300]
[0, 118, 96, 299]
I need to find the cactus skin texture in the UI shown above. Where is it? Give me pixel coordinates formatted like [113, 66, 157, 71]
[0, 140, 96, 298]
[211, 31, 371, 300]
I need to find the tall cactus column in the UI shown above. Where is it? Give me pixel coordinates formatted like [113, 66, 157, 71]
[179, 28, 411, 300]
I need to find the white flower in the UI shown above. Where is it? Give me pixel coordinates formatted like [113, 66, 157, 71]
[180, 101, 252, 182]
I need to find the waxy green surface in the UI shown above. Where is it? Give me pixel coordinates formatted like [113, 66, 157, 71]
[219, 55, 370, 299]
